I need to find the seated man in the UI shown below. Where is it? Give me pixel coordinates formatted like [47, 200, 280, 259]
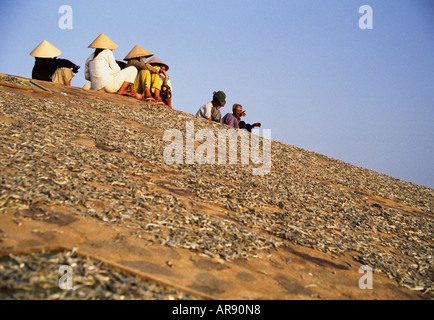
[196, 91, 226, 123]
[222, 104, 242, 129]
[30, 40, 80, 85]
[124, 45, 163, 103]
[222, 104, 261, 132]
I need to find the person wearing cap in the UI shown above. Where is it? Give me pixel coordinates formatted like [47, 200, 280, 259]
[148, 57, 172, 108]
[196, 91, 226, 122]
[30, 40, 80, 85]
[222, 104, 261, 132]
[85, 33, 141, 99]
[123, 45, 162, 103]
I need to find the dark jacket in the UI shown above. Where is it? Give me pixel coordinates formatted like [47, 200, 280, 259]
[32, 57, 76, 81]
[239, 121, 254, 132]
[211, 106, 222, 123]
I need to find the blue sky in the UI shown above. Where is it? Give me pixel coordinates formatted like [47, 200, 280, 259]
[1, 0, 433, 188]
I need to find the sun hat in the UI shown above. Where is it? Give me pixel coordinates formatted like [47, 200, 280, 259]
[213, 91, 226, 106]
[147, 57, 169, 71]
[88, 33, 118, 50]
[124, 45, 153, 61]
[30, 40, 62, 58]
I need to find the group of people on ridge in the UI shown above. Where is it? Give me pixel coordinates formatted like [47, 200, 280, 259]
[196, 91, 261, 132]
[30, 34, 260, 130]
[30, 34, 172, 108]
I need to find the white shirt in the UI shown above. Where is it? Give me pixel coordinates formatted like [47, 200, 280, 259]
[196, 102, 213, 119]
[160, 74, 172, 91]
[85, 49, 120, 90]
[154, 65, 172, 91]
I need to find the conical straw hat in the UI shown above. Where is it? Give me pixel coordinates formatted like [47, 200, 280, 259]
[88, 33, 118, 50]
[147, 57, 169, 71]
[30, 40, 62, 58]
[124, 45, 153, 60]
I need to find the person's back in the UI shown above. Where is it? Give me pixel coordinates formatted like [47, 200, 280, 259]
[86, 49, 121, 90]
[32, 57, 76, 81]
[222, 112, 239, 129]
[196, 101, 213, 119]
[84, 33, 140, 99]
[196, 91, 226, 122]
[30, 40, 79, 85]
